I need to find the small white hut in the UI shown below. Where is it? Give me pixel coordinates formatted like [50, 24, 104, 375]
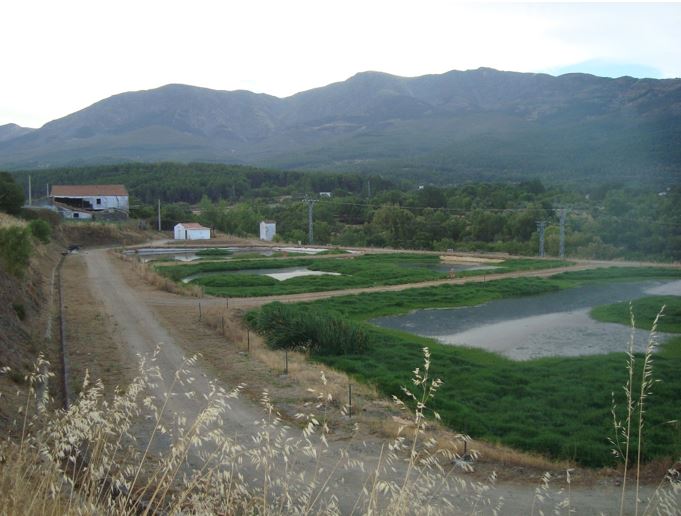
[174, 222, 211, 240]
[259, 221, 276, 241]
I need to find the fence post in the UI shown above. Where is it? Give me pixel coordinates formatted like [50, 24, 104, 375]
[221, 313, 225, 335]
[284, 350, 288, 375]
[348, 383, 352, 418]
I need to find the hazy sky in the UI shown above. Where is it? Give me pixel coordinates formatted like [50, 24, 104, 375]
[2, 1, 680, 128]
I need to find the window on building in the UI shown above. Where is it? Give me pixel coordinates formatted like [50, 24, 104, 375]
[96, 198, 102, 205]
[73, 213, 79, 218]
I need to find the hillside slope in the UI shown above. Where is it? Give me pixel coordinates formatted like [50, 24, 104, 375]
[2, 68, 681, 183]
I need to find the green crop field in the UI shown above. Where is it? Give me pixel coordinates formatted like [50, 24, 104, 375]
[248, 267, 681, 466]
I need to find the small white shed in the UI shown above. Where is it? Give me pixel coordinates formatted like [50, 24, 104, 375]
[259, 221, 276, 241]
[174, 222, 211, 240]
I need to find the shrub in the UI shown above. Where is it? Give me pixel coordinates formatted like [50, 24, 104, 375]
[0, 226, 32, 276]
[28, 219, 51, 243]
[247, 302, 368, 355]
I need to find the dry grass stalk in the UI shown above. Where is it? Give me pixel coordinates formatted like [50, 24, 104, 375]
[1, 343, 679, 515]
[0, 350, 496, 515]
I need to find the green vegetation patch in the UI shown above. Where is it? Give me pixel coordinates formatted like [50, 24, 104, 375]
[246, 302, 367, 355]
[591, 295, 681, 334]
[554, 266, 681, 283]
[159, 253, 445, 296]
[248, 269, 681, 466]
[0, 226, 32, 277]
[157, 253, 571, 297]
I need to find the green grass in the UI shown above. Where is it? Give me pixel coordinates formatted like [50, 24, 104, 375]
[554, 266, 681, 283]
[590, 295, 681, 334]
[157, 253, 572, 297]
[248, 268, 681, 466]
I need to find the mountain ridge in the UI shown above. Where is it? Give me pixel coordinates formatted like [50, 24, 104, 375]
[1, 68, 680, 182]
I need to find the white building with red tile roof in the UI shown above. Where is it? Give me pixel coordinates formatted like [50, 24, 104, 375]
[174, 222, 211, 240]
[50, 184, 129, 219]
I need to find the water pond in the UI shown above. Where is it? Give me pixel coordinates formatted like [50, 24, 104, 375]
[128, 246, 329, 263]
[371, 280, 681, 360]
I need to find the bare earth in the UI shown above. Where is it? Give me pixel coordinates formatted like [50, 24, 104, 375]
[62, 248, 670, 514]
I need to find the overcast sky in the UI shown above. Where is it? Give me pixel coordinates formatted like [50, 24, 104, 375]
[2, 1, 680, 128]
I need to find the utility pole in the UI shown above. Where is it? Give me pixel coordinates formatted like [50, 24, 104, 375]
[303, 197, 318, 244]
[558, 208, 567, 259]
[536, 220, 547, 257]
[28, 175, 32, 206]
[157, 199, 162, 231]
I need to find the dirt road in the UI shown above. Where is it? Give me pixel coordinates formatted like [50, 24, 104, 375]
[72, 249, 670, 514]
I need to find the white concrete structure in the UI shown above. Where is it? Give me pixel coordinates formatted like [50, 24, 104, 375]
[174, 222, 211, 240]
[50, 185, 129, 214]
[259, 221, 276, 241]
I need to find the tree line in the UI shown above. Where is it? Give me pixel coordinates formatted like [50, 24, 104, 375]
[8, 163, 681, 260]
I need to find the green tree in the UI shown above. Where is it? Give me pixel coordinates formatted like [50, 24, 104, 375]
[0, 172, 25, 214]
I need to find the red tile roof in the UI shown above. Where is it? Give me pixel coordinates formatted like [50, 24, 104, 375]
[51, 185, 128, 197]
[177, 223, 209, 230]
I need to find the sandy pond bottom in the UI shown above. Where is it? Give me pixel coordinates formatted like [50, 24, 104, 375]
[372, 280, 681, 360]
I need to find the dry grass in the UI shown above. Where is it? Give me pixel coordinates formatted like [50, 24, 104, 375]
[2, 344, 680, 515]
[0, 212, 28, 229]
[114, 251, 204, 298]
[201, 304, 378, 412]
[0, 352, 505, 515]
[198, 303, 572, 471]
[61, 255, 136, 397]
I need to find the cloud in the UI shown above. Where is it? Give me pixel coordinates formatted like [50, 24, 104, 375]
[1, 1, 679, 126]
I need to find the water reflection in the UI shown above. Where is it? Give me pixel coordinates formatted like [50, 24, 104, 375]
[372, 280, 681, 360]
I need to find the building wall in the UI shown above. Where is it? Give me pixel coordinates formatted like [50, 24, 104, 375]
[260, 222, 276, 241]
[174, 225, 211, 240]
[55, 195, 129, 211]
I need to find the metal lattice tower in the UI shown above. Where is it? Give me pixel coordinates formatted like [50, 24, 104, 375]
[558, 208, 567, 258]
[304, 198, 318, 244]
[536, 220, 547, 257]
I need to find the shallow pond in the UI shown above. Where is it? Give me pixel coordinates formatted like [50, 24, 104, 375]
[371, 280, 681, 360]
[182, 267, 341, 283]
[128, 246, 328, 263]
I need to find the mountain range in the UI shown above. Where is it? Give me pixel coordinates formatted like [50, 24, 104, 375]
[2, 68, 680, 183]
